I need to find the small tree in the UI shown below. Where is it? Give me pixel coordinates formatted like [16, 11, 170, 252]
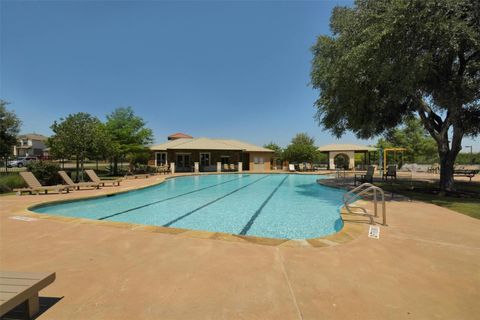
[283, 133, 321, 163]
[0, 100, 21, 171]
[264, 142, 284, 169]
[49, 113, 102, 181]
[87, 122, 113, 170]
[311, 0, 480, 192]
[105, 107, 153, 175]
[264, 142, 283, 158]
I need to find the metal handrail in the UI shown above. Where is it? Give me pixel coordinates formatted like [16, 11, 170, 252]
[343, 183, 387, 226]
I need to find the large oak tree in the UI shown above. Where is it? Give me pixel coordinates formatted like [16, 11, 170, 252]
[311, 0, 480, 191]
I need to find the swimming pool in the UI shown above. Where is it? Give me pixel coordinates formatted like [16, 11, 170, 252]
[32, 174, 345, 239]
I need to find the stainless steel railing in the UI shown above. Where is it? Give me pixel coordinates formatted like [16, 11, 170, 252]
[343, 183, 387, 226]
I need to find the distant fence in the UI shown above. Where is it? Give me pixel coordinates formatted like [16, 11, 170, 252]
[0, 167, 26, 175]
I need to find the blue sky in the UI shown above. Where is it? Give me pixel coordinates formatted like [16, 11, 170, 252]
[1, 0, 478, 151]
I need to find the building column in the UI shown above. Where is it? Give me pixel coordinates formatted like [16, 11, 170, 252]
[217, 162, 222, 172]
[238, 162, 242, 172]
[328, 152, 335, 170]
[170, 163, 175, 174]
[348, 152, 355, 170]
[194, 162, 199, 173]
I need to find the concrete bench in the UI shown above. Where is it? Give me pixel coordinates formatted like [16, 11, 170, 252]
[0, 271, 56, 319]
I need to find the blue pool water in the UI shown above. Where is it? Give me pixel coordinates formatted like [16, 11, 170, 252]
[32, 174, 345, 239]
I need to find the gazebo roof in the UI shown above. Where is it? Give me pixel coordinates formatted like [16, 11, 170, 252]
[168, 132, 193, 139]
[317, 143, 377, 152]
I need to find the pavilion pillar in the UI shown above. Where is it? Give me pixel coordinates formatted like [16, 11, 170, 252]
[194, 162, 199, 173]
[328, 152, 335, 170]
[238, 162, 242, 172]
[348, 153, 355, 170]
[217, 162, 222, 172]
[170, 162, 175, 174]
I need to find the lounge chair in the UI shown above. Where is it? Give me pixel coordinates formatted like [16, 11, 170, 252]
[157, 165, 169, 174]
[305, 163, 313, 171]
[288, 164, 296, 172]
[354, 165, 375, 186]
[383, 165, 397, 180]
[427, 163, 440, 174]
[124, 170, 150, 179]
[58, 170, 100, 190]
[0, 271, 56, 319]
[85, 170, 122, 186]
[229, 163, 236, 171]
[223, 164, 230, 172]
[298, 163, 305, 172]
[14, 172, 70, 195]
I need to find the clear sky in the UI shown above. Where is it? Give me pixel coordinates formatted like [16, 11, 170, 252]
[1, 0, 478, 151]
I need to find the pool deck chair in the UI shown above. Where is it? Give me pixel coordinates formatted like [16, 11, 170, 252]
[229, 163, 236, 171]
[223, 164, 231, 172]
[354, 165, 375, 186]
[58, 170, 100, 190]
[383, 165, 397, 180]
[0, 271, 56, 319]
[85, 170, 122, 186]
[124, 171, 150, 179]
[289, 164, 296, 172]
[14, 172, 70, 195]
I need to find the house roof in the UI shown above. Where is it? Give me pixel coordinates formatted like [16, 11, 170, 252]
[150, 137, 274, 153]
[19, 133, 48, 141]
[317, 144, 377, 152]
[168, 132, 193, 139]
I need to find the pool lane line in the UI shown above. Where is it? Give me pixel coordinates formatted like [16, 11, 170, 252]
[98, 175, 249, 220]
[162, 175, 270, 227]
[239, 175, 289, 236]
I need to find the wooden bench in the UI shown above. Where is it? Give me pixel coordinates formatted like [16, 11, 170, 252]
[0, 271, 56, 319]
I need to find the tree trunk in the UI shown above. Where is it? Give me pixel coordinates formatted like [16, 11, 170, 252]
[113, 156, 118, 175]
[75, 157, 80, 182]
[438, 151, 455, 192]
[437, 126, 463, 193]
[80, 157, 84, 182]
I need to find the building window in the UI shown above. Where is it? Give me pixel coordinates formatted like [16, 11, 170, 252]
[155, 152, 167, 166]
[254, 157, 264, 164]
[220, 156, 230, 165]
[200, 153, 210, 166]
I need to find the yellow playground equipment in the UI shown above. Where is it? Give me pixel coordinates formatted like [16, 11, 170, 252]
[381, 148, 406, 172]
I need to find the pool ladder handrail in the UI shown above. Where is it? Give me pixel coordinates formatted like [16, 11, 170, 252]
[343, 183, 387, 226]
[335, 168, 347, 180]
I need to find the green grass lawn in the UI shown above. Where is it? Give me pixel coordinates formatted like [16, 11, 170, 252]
[376, 180, 480, 219]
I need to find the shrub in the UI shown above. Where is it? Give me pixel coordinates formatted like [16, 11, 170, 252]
[0, 174, 26, 193]
[26, 161, 61, 185]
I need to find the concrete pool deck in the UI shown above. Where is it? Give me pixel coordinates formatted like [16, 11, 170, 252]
[1, 173, 479, 319]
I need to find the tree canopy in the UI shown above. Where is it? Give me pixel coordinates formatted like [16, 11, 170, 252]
[0, 100, 21, 167]
[105, 107, 153, 174]
[376, 117, 438, 164]
[48, 113, 103, 180]
[283, 133, 321, 163]
[311, 0, 480, 191]
[263, 142, 283, 160]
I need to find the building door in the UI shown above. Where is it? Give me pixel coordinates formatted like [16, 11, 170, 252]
[200, 153, 210, 166]
[176, 154, 191, 171]
[155, 152, 167, 166]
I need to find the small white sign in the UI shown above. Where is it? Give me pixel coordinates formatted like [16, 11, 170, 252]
[368, 226, 380, 239]
[9, 216, 38, 222]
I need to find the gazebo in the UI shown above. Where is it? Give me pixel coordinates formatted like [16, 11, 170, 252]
[317, 144, 377, 170]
